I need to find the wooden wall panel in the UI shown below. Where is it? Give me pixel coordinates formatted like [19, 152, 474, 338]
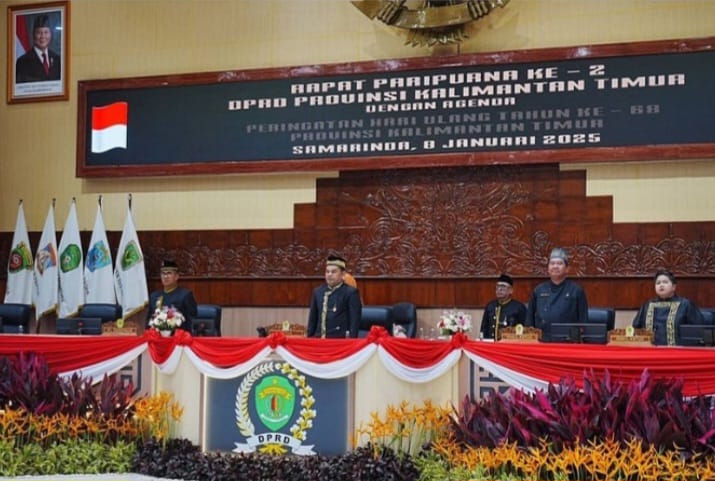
[1, 164, 714, 309]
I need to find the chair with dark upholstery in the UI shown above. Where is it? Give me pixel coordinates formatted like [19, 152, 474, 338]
[358, 306, 393, 338]
[0, 303, 32, 333]
[587, 307, 616, 331]
[78, 303, 122, 324]
[699, 308, 715, 325]
[192, 304, 222, 337]
[392, 302, 418, 338]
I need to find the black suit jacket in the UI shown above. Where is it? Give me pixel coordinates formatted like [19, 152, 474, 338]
[307, 283, 362, 338]
[16, 49, 61, 83]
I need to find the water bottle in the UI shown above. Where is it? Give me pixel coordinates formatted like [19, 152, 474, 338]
[18, 324, 24, 334]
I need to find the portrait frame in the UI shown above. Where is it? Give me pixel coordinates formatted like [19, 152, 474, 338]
[6, 1, 70, 104]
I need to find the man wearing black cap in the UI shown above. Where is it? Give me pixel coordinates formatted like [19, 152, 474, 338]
[480, 274, 526, 340]
[307, 255, 362, 338]
[525, 247, 589, 342]
[16, 14, 61, 83]
[147, 260, 198, 332]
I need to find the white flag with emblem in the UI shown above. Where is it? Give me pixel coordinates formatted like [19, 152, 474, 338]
[114, 202, 148, 317]
[4, 201, 33, 304]
[84, 202, 115, 303]
[58, 199, 85, 317]
[33, 202, 58, 319]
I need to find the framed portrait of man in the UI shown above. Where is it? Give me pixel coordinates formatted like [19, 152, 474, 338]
[6, 1, 70, 104]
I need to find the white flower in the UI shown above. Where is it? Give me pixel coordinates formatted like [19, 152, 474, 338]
[392, 324, 407, 337]
[148, 306, 185, 331]
[438, 309, 472, 334]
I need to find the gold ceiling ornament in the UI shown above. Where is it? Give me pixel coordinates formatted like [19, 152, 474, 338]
[352, 0, 510, 47]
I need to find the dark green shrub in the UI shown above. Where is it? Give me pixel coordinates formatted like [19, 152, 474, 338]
[0, 439, 134, 476]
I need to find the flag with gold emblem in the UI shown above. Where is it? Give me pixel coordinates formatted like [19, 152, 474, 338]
[4, 201, 33, 304]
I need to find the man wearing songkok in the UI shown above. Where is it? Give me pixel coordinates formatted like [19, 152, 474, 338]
[480, 274, 527, 339]
[147, 260, 198, 332]
[307, 255, 362, 338]
[632, 270, 704, 346]
[16, 14, 61, 83]
[525, 247, 589, 342]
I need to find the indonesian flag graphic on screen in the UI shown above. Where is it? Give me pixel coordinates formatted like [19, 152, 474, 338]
[91, 102, 128, 153]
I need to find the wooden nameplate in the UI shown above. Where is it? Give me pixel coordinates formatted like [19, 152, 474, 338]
[102, 319, 139, 336]
[267, 321, 306, 337]
[498, 326, 541, 343]
[608, 328, 653, 346]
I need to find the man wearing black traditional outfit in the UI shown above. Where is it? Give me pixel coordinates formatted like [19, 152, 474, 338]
[526, 247, 589, 342]
[632, 270, 704, 346]
[307, 255, 362, 338]
[480, 274, 526, 339]
[147, 260, 198, 332]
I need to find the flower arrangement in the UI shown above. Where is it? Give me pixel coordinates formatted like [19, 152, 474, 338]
[438, 310, 472, 335]
[392, 324, 407, 338]
[148, 306, 185, 332]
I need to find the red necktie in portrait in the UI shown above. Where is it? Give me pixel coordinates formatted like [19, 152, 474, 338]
[42, 53, 50, 75]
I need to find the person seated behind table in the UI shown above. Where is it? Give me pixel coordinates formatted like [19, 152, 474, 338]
[632, 269, 704, 346]
[480, 274, 527, 340]
[525, 247, 589, 342]
[147, 260, 198, 332]
[306, 255, 362, 338]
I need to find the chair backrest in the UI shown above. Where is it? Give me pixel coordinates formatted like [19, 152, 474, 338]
[587, 307, 616, 331]
[699, 308, 715, 326]
[78, 303, 122, 323]
[0, 303, 32, 332]
[193, 304, 222, 336]
[392, 302, 417, 338]
[359, 306, 393, 338]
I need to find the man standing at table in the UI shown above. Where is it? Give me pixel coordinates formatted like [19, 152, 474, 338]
[525, 247, 589, 342]
[147, 260, 198, 332]
[480, 274, 526, 340]
[307, 255, 362, 338]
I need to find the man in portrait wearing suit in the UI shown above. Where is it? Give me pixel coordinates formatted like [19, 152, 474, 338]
[16, 14, 61, 83]
[307, 255, 362, 338]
